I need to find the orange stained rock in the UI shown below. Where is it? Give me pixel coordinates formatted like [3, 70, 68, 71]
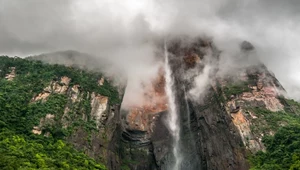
[231, 110, 247, 125]
[184, 53, 200, 68]
[127, 68, 168, 131]
[61, 76, 71, 85]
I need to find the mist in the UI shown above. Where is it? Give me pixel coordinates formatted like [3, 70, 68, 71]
[0, 0, 300, 101]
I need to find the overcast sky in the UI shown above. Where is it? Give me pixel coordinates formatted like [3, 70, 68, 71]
[0, 0, 300, 100]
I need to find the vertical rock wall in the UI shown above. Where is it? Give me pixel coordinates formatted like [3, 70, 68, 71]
[115, 38, 287, 170]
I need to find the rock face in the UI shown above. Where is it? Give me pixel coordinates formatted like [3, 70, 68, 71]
[27, 38, 289, 170]
[98, 77, 105, 86]
[125, 71, 167, 132]
[115, 38, 287, 170]
[5, 67, 16, 81]
[163, 38, 248, 170]
[31, 77, 71, 102]
[222, 65, 285, 153]
[118, 70, 168, 170]
[90, 92, 109, 127]
[241, 41, 254, 51]
[28, 74, 123, 169]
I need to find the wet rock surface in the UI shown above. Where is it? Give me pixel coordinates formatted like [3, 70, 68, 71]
[166, 38, 248, 170]
[112, 38, 287, 170]
[115, 38, 247, 170]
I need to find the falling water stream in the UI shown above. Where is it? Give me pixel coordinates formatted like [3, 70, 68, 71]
[164, 41, 182, 170]
[183, 86, 191, 130]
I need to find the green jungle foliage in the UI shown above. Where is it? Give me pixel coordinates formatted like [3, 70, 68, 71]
[285, 99, 300, 114]
[0, 129, 106, 170]
[279, 97, 300, 115]
[246, 101, 300, 169]
[223, 81, 251, 99]
[0, 56, 120, 105]
[250, 125, 300, 170]
[248, 107, 300, 135]
[0, 56, 120, 169]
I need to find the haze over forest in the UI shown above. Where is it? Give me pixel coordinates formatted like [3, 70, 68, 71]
[0, 0, 300, 100]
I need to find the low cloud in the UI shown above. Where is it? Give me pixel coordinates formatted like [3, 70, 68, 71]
[0, 0, 299, 101]
[188, 65, 212, 101]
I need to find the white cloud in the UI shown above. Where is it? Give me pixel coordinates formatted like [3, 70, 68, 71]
[1, 0, 300, 101]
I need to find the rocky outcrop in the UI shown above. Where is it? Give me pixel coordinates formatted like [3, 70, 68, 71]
[68, 104, 122, 169]
[31, 76, 71, 102]
[32, 126, 42, 135]
[5, 67, 16, 81]
[124, 71, 167, 132]
[32, 114, 55, 135]
[98, 77, 105, 86]
[70, 85, 81, 103]
[90, 92, 109, 127]
[241, 41, 254, 51]
[31, 92, 51, 102]
[28, 74, 123, 169]
[220, 65, 286, 153]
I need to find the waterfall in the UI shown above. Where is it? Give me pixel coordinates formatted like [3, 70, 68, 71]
[164, 41, 182, 170]
[183, 86, 191, 130]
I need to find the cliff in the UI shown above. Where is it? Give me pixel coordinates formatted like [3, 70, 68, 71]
[0, 56, 122, 169]
[116, 38, 300, 170]
[1, 37, 300, 170]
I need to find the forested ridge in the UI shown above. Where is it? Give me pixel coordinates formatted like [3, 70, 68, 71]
[0, 56, 120, 169]
[1, 55, 300, 170]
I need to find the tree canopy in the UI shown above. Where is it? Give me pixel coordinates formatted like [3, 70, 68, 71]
[0, 56, 117, 169]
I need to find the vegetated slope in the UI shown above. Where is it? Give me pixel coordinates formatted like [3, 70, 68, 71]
[248, 106, 300, 169]
[0, 56, 121, 170]
[219, 67, 300, 170]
